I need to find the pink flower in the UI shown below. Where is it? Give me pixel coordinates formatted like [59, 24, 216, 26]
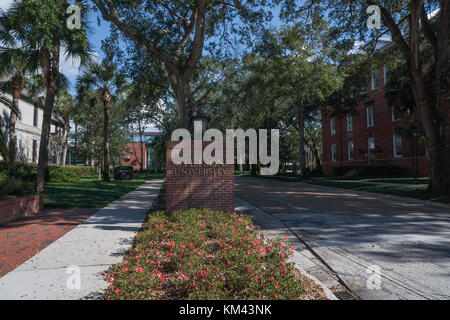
[115, 288, 120, 294]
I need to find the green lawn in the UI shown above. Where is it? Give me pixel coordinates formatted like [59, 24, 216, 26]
[364, 177, 429, 184]
[43, 172, 165, 208]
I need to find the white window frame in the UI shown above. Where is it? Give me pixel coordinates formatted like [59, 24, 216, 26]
[368, 137, 375, 153]
[383, 67, 389, 86]
[330, 118, 336, 135]
[371, 70, 379, 90]
[346, 113, 353, 132]
[331, 144, 336, 162]
[393, 134, 403, 158]
[391, 106, 402, 122]
[347, 141, 354, 160]
[366, 106, 374, 127]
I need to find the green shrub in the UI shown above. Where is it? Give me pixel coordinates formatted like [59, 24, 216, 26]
[48, 165, 96, 177]
[49, 169, 80, 182]
[0, 176, 31, 199]
[0, 162, 37, 182]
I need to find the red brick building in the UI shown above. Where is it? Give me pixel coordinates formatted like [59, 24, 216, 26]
[322, 66, 429, 177]
[120, 142, 147, 171]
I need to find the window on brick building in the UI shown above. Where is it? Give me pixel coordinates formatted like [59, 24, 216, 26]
[368, 137, 375, 153]
[350, 86, 356, 98]
[330, 118, 336, 135]
[371, 70, 379, 90]
[331, 144, 336, 162]
[347, 141, 354, 160]
[346, 113, 353, 132]
[391, 106, 402, 121]
[393, 134, 403, 157]
[360, 84, 367, 95]
[383, 67, 389, 86]
[366, 106, 374, 127]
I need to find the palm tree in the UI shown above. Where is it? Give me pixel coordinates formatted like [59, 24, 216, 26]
[0, 1, 92, 191]
[76, 62, 127, 181]
[0, 93, 14, 167]
[0, 47, 39, 160]
[54, 90, 75, 166]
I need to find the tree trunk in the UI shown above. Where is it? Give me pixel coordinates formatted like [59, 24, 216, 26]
[378, 1, 450, 196]
[139, 132, 144, 172]
[166, 65, 196, 129]
[297, 103, 306, 176]
[8, 86, 22, 161]
[61, 120, 69, 166]
[102, 90, 111, 181]
[35, 44, 60, 192]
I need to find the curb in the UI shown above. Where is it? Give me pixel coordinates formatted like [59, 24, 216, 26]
[296, 264, 338, 300]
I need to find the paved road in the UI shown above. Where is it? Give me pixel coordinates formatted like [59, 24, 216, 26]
[0, 179, 163, 300]
[235, 176, 450, 300]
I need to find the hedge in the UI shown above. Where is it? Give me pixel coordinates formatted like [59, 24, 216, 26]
[47, 165, 96, 176]
[0, 161, 96, 179]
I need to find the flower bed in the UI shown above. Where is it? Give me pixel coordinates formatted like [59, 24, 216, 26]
[104, 208, 326, 300]
[0, 195, 44, 225]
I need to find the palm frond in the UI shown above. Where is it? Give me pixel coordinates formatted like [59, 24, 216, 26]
[0, 93, 20, 117]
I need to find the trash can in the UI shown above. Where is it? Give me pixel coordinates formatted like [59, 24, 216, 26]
[114, 166, 134, 180]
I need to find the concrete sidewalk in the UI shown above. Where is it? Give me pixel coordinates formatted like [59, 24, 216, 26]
[0, 179, 163, 300]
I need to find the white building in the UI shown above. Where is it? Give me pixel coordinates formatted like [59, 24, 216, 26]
[0, 92, 65, 164]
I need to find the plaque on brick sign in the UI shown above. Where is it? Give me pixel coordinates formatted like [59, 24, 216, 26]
[166, 141, 235, 212]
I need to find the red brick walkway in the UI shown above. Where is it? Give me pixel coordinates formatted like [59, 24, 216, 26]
[0, 208, 98, 277]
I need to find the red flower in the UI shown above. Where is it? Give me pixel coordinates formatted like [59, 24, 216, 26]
[227, 261, 231, 265]
[115, 288, 120, 294]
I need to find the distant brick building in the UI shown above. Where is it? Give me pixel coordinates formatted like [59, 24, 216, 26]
[121, 142, 147, 171]
[322, 66, 429, 177]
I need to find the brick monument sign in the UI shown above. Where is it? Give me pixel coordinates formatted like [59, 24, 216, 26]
[166, 141, 235, 212]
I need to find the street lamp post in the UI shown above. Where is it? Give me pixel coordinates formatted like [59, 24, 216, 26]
[191, 110, 210, 137]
